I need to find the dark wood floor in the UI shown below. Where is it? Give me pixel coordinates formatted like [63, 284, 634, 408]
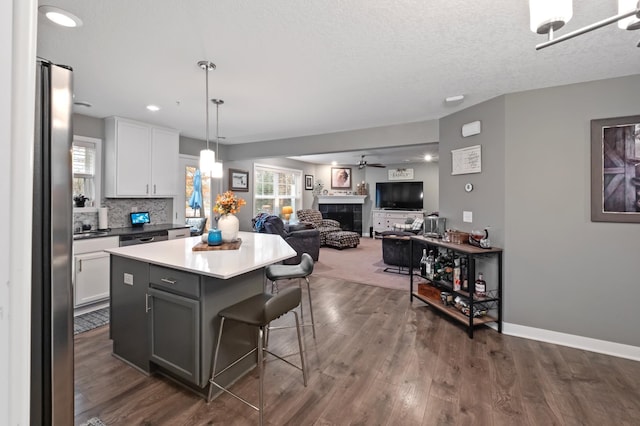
[75, 276, 640, 425]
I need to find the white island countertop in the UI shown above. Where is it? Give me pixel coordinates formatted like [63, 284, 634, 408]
[105, 231, 296, 279]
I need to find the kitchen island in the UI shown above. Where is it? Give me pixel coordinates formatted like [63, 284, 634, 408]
[105, 231, 296, 398]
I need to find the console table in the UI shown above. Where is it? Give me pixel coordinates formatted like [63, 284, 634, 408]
[409, 236, 503, 338]
[372, 209, 424, 236]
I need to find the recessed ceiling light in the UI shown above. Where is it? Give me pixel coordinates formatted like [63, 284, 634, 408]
[424, 154, 433, 162]
[39, 6, 83, 28]
[445, 95, 465, 103]
[146, 105, 160, 112]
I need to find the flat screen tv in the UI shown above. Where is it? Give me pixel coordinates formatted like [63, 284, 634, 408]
[375, 182, 423, 210]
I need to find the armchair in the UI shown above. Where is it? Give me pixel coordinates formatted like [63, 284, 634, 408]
[185, 217, 207, 236]
[296, 209, 342, 246]
[255, 215, 320, 265]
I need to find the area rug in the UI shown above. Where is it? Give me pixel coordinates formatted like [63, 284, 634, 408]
[313, 236, 413, 291]
[74, 307, 109, 335]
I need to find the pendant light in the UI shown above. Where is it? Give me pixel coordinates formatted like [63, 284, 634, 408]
[197, 60, 216, 177]
[211, 99, 224, 179]
[528, 0, 573, 35]
[619, 0, 640, 30]
[529, 0, 640, 50]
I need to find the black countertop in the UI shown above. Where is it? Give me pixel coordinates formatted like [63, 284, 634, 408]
[73, 223, 189, 240]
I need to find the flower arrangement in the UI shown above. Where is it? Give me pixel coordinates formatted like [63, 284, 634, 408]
[213, 190, 246, 216]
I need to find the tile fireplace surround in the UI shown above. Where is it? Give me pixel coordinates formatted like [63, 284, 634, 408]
[318, 195, 367, 235]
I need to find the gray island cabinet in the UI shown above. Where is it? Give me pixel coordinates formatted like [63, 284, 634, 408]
[106, 232, 296, 397]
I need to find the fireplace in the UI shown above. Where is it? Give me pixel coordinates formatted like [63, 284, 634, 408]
[319, 204, 363, 235]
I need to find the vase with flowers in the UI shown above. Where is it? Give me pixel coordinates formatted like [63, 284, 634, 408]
[213, 190, 247, 242]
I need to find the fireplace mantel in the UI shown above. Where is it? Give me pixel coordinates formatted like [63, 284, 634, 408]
[317, 195, 367, 205]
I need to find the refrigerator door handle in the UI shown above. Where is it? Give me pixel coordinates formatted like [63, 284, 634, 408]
[145, 293, 151, 313]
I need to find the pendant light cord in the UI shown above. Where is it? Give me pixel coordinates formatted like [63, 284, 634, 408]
[205, 66, 210, 150]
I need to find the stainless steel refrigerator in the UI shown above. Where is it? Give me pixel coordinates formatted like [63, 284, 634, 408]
[31, 58, 74, 425]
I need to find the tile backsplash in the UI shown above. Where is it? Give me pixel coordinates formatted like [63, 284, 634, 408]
[73, 198, 173, 230]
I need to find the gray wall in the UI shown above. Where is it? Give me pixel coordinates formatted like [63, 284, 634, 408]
[503, 74, 640, 346]
[439, 75, 640, 347]
[225, 119, 439, 160]
[439, 96, 506, 248]
[73, 113, 104, 139]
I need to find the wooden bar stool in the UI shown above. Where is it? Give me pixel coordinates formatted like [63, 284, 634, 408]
[265, 253, 316, 338]
[207, 286, 307, 426]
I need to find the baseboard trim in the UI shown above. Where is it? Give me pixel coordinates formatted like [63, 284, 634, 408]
[503, 323, 640, 362]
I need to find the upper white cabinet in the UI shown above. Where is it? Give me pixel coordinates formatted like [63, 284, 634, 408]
[104, 116, 179, 197]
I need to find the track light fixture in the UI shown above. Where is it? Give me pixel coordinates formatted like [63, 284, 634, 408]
[529, 0, 640, 50]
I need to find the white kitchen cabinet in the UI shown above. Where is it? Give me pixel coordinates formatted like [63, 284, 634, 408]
[73, 236, 119, 310]
[74, 251, 110, 306]
[167, 227, 190, 240]
[104, 116, 179, 197]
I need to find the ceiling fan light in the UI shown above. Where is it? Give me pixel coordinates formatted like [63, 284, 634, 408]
[618, 0, 640, 30]
[529, 0, 572, 34]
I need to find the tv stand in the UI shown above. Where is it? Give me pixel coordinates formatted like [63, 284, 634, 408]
[372, 209, 424, 237]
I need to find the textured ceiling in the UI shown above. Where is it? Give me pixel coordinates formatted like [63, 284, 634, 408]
[37, 0, 640, 150]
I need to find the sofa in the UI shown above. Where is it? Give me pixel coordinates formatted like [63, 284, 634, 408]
[296, 209, 342, 246]
[254, 215, 320, 265]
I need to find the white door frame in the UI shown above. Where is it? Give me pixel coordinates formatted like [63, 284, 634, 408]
[174, 155, 200, 224]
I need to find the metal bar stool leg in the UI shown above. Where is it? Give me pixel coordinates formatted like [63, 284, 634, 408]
[207, 317, 226, 402]
[304, 277, 316, 338]
[293, 311, 308, 385]
[258, 326, 264, 426]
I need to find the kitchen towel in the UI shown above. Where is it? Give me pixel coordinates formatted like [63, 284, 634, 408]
[98, 207, 109, 230]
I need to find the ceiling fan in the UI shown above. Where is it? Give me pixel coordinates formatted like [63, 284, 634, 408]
[357, 154, 386, 169]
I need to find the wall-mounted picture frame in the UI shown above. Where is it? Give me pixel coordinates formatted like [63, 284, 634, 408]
[591, 115, 640, 223]
[305, 174, 314, 190]
[229, 168, 249, 192]
[331, 167, 352, 189]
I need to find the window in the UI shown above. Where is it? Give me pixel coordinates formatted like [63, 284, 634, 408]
[183, 164, 212, 230]
[72, 136, 101, 210]
[254, 164, 302, 216]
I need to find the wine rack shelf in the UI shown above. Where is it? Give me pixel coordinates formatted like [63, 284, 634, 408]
[409, 236, 503, 338]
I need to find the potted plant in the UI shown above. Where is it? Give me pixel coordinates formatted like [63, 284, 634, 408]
[73, 194, 88, 208]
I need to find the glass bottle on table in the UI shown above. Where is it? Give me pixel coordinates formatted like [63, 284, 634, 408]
[474, 272, 486, 298]
[453, 258, 461, 291]
[426, 250, 435, 280]
[420, 249, 428, 277]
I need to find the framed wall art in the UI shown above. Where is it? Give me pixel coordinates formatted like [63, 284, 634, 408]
[331, 167, 352, 189]
[305, 174, 314, 190]
[590, 115, 640, 223]
[229, 168, 249, 192]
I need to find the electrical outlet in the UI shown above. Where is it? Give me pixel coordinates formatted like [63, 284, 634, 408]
[124, 273, 133, 286]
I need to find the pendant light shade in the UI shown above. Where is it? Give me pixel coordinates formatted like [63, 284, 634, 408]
[211, 99, 224, 179]
[197, 60, 216, 177]
[529, 0, 573, 34]
[618, 0, 640, 30]
[200, 149, 216, 175]
[211, 161, 223, 179]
